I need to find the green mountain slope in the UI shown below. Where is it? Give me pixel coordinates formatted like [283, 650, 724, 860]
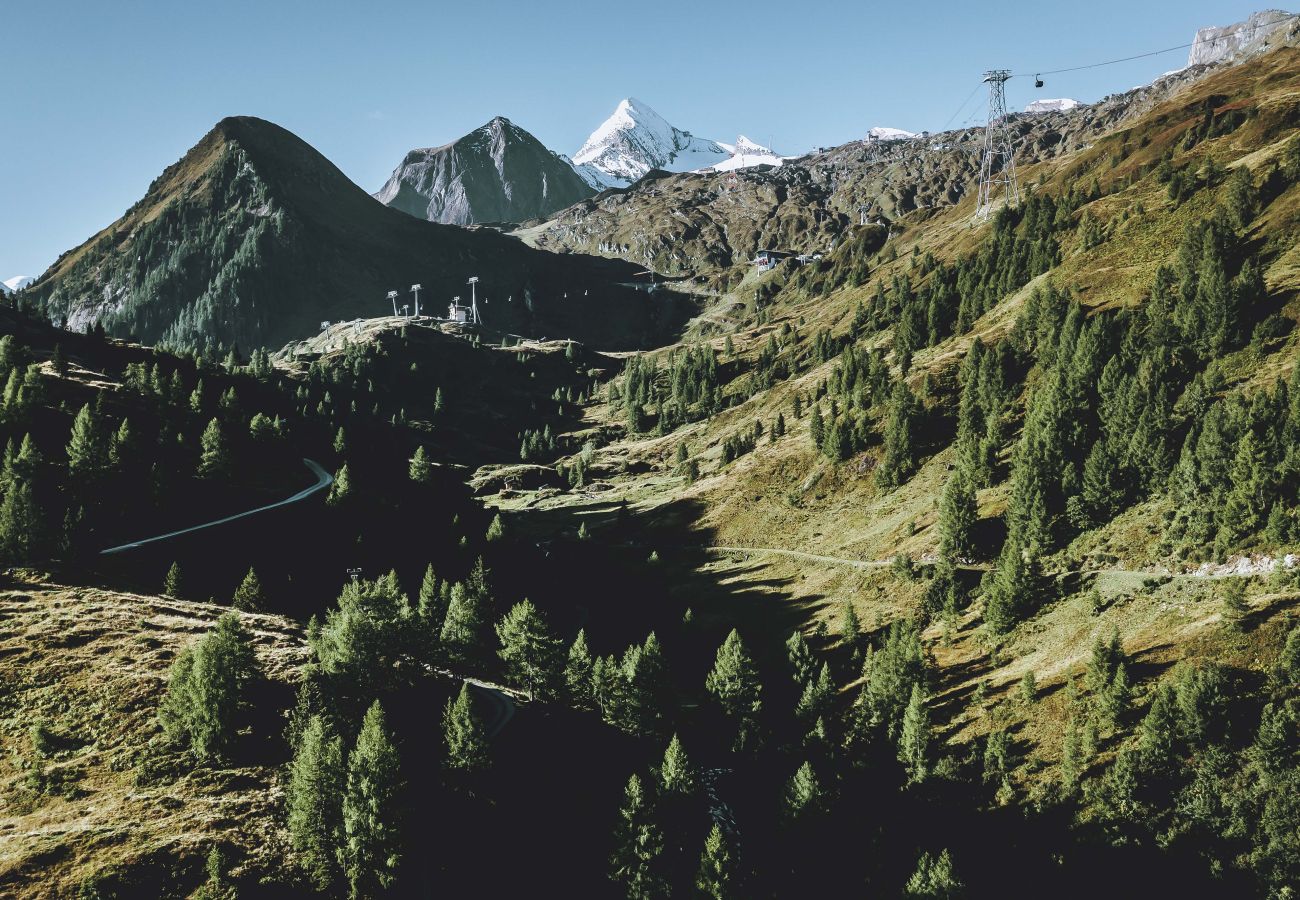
[27, 117, 690, 354]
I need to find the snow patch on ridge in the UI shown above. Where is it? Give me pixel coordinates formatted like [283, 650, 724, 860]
[1025, 98, 1084, 114]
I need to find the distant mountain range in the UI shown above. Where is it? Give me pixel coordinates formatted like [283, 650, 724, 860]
[24, 117, 690, 352]
[0, 275, 34, 296]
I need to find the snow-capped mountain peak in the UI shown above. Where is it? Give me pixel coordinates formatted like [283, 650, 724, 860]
[711, 136, 785, 172]
[1025, 98, 1084, 114]
[0, 275, 35, 295]
[572, 98, 731, 187]
[866, 126, 916, 141]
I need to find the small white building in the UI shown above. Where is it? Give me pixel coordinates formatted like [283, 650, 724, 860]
[447, 299, 471, 324]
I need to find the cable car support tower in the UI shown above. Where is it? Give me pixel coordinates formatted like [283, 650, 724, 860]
[974, 69, 1019, 222]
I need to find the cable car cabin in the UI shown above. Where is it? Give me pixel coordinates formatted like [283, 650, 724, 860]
[753, 249, 792, 271]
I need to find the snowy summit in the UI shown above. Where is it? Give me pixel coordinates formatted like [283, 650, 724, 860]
[711, 136, 786, 172]
[1025, 98, 1084, 114]
[866, 126, 916, 141]
[571, 98, 731, 188]
[0, 275, 35, 295]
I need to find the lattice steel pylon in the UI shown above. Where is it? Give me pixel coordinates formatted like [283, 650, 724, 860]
[974, 69, 1019, 222]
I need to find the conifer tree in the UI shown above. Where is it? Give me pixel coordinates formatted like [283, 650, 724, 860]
[938, 465, 978, 560]
[66, 403, 107, 479]
[198, 418, 228, 478]
[231, 567, 264, 612]
[327, 463, 352, 507]
[341, 701, 404, 899]
[983, 540, 1040, 634]
[159, 613, 258, 760]
[1220, 579, 1250, 632]
[695, 823, 738, 899]
[565, 629, 595, 708]
[785, 630, 815, 687]
[109, 418, 136, 469]
[878, 379, 918, 488]
[0, 475, 39, 564]
[311, 572, 415, 696]
[486, 512, 506, 542]
[705, 630, 763, 751]
[898, 683, 930, 784]
[495, 599, 561, 700]
[286, 714, 345, 889]
[903, 849, 964, 899]
[443, 682, 489, 773]
[840, 599, 862, 648]
[782, 761, 825, 823]
[408, 446, 431, 484]
[416, 563, 445, 649]
[659, 733, 695, 795]
[809, 404, 824, 450]
[610, 773, 667, 899]
[441, 581, 488, 667]
[163, 561, 184, 598]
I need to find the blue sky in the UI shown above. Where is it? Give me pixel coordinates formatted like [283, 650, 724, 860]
[0, 0, 1278, 278]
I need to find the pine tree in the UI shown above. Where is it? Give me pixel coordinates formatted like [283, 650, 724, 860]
[0, 475, 39, 564]
[695, 823, 738, 899]
[809, 404, 825, 449]
[443, 682, 490, 773]
[903, 849, 964, 898]
[786, 630, 815, 686]
[938, 465, 978, 560]
[659, 733, 695, 794]
[840, 599, 862, 648]
[983, 539, 1040, 634]
[1061, 717, 1083, 796]
[231, 567, 264, 612]
[495, 599, 561, 700]
[158, 613, 258, 760]
[878, 379, 918, 488]
[610, 773, 667, 899]
[1220, 579, 1250, 632]
[341, 701, 404, 899]
[898, 683, 930, 784]
[311, 572, 415, 696]
[565, 629, 595, 708]
[333, 427, 347, 455]
[65, 402, 107, 479]
[408, 446, 431, 484]
[486, 512, 506, 542]
[705, 630, 763, 752]
[441, 581, 488, 666]
[782, 760, 825, 823]
[327, 463, 352, 507]
[198, 418, 228, 478]
[286, 715, 345, 890]
[109, 418, 136, 469]
[163, 561, 184, 598]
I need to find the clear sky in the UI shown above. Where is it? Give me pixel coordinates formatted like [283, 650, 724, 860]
[0, 0, 1282, 278]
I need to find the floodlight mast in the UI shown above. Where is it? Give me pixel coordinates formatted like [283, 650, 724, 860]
[467, 276, 480, 325]
[410, 283, 422, 318]
[386, 290, 399, 317]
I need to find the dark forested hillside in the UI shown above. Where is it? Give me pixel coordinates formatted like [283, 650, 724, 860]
[26, 117, 691, 355]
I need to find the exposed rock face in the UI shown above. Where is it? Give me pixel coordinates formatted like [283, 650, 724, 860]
[1188, 9, 1297, 66]
[375, 117, 594, 225]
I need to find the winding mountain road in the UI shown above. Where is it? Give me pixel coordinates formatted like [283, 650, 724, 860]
[100, 458, 333, 556]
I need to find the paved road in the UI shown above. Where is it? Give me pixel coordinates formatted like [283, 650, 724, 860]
[466, 679, 518, 737]
[100, 458, 333, 556]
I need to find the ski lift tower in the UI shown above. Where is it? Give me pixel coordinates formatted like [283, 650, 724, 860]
[467, 276, 481, 325]
[386, 290, 399, 317]
[410, 283, 422, 318]
[975, 69, 1020, 222]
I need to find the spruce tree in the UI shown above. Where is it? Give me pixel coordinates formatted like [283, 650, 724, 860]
[610, 773, 667, 899]
[408, 446, 431, 484]
[565, 629, 595, 708]
[231, 567, 264, 612]
[311, 572, 415, 696]
[441, 581, 488, 667]
[898, 683, 930, 784]
[809, 404, 825, 449]
[65, 402, 107, 479]
[782, 760, 825, 823]
[695, 823, 738, 899]
[1220, 578, 1250, 632]
[198, 418, 228, 478]
[286, 715, 345, 889]
[158, 613, 259, 760]
[0, 475, 39, 564]
[903, 849, 964, 898]
[163, 561, 184, 598]
[877, 379, 918, 488]
[705, 630, 763, 752]
[341, 701, 404, 899]
[443, 682, 490, 773]
[840, 599, 862, 648]
[938, 465, 978, 560]
[495, 599, 561, 700]
[415, 564, 445, 656]
[659, 733, 695, 795]
[785, 629, 815, 687]
[327, 464, 352, 507]
[486, 512, 506, 542]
